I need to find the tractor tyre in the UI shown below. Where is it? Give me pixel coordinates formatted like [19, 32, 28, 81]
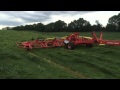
[86, 44, 93, 47]
[64, 43, 68, 49]
[67, 42, 75, 50]
[89, 44, 93, 47]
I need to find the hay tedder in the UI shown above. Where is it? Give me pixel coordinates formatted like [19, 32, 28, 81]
[17, 32, 120, 50]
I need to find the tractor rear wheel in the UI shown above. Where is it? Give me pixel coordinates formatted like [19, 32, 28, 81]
[64, 43, 68, 48]
[67, 42, 75, 50]
[86, 44, 93, 47]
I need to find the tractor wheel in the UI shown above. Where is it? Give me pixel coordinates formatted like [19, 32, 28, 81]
[67, 42, 75, 50]
[86, 44, 93, 47]
[64, 43, 68, 48]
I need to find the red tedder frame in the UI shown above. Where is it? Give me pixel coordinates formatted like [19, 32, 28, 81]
[16, 32, 120, 50]
[92, 31, 120, 46]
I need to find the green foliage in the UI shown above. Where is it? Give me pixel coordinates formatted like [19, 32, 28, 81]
[9, 18, 103, 32]
[106, 13, 120, 31]
[68, 18, 92, 32]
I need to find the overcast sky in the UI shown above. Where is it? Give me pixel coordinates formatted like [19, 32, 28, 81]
[0, 11, 120, 29]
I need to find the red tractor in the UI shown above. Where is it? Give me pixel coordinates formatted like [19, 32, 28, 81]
[63, 32, 94, 50]
[17, 32, 120, 50]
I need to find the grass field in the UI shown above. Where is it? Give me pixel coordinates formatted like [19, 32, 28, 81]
[0, 30, 120, 79]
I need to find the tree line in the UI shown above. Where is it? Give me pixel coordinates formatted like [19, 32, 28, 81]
[4, 13, 120, 32]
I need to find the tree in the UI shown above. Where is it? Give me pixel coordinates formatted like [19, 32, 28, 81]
[106, 24, 116, 32]
[35, 23, 45, 32]
[92, 20, 103, 31]
[2, 27, 11, 30]
[68, 18, 91, 32]
[106, 13, 120, 31]
[45, 23, 55, 32]
[54, 20, 67, 32]
[45, 20, 67, 32]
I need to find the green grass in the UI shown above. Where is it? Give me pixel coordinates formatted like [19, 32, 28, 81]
[0, 30, 120, 79]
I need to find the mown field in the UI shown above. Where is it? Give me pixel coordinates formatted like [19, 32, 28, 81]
[0, 30, 120, 79]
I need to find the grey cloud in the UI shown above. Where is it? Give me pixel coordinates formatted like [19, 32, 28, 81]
[0, 11, 97, 27]
[36, 11, 96, 16]
[19, 14, 50, 22]
[1, 11, 51, 23]
[0, 20, 24, 26]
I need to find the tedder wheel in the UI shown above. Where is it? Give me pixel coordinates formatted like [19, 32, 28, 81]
[86, 44, 93, 47]
[17, 42, 23, 48]
[25, 47, 30, 51]
[67, 42, 75, 50]
[26, 48, 30, 51]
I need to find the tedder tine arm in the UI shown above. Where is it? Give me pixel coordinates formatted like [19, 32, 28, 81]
[92, 31, 98, 42]
[100, 32, 103, 40]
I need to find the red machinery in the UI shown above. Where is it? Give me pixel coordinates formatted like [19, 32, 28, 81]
[92, 31, 120, 46]
[17, 38, 65, 50]
[17, 32, 120, 50]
